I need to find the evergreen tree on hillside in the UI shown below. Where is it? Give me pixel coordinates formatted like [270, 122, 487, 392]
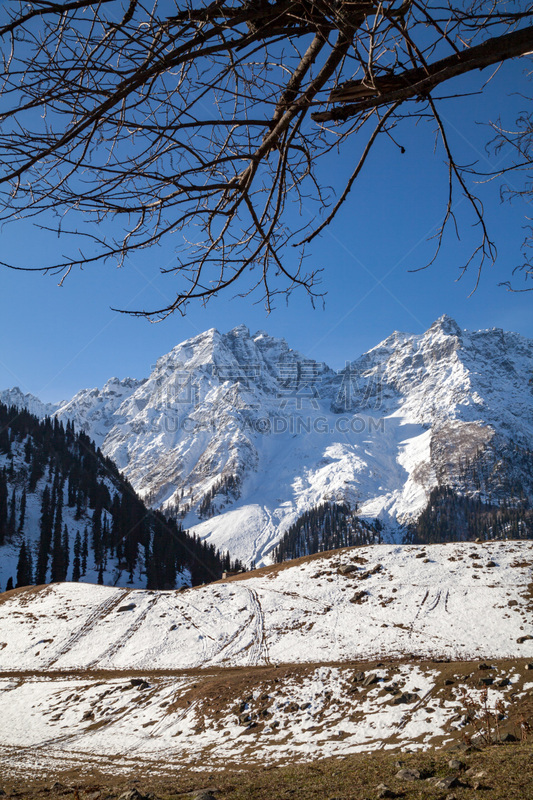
[16, 540, 33, 588]
[62, 525, 70, 578]
[7, 488, 16, 538]
[81, 528, 88, 576]
[72, 531, 81, 582]
[18, 488, 26, 533]
[35, 485, 53, 583]
[0, 470, 7, 546]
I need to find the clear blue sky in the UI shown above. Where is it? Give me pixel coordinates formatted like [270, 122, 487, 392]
[1, 57, 532, 403]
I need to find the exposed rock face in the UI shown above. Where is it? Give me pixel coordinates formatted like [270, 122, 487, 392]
[3, 316, 532, 565]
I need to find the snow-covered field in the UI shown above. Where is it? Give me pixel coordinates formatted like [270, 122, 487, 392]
[0, 541, 531, 777]
[1, 541, 531, 671]
[1, 660, 532, 778]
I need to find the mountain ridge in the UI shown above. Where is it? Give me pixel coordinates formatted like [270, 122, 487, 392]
[2, 315, 532, 565]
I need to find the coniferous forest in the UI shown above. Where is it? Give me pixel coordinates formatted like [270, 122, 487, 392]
[0, 402, 243, 591]
[406, 485, 532, 544]
[274, 502, 383, 563]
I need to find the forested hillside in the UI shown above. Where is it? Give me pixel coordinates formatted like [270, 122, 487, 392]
[0, 403, 242, 591]
[274, 502, 382, 563]
[407, 485, 533, 544]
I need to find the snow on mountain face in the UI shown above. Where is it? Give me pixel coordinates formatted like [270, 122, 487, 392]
[3, 317, 532, 566]
[0, 387, 59, 419]
[54, 376, 147, 447]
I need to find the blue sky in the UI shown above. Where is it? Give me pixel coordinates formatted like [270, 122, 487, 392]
[1, 56, 532, 403]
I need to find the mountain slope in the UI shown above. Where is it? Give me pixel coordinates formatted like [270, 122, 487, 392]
[0, 402, 241, 591]
[3, 317, 532, 566]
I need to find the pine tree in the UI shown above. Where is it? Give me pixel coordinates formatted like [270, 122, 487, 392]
[7, 488, 16, 538]
[16, 540, 33, 588]
[5, 576, 13, 591]
[35, 485, 53, 583]
[72, 531, 81, 582]
[18, 488, 26, 533]
[0, 470, 7, 546]
[50, 500, 65, 582]
[82, 528, 88, 575]
[62, 524, 70, 579]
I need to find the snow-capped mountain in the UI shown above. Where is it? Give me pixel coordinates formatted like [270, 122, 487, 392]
[0, 386, 60, 419]
[3, 316, 532, 566]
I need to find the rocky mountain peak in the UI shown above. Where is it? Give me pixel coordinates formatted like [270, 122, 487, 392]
[2, 318, 532, 566]
[428, 313, 463, 338]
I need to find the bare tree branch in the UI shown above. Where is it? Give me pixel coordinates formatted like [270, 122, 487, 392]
[0, 0, 532, 316]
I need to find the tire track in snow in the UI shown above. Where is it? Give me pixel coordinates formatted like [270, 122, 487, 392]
[87, 595, 159, 668]
[427, 590, 441, 612]
[45, 589, 132, 668]
[246, 588, 270, 666]
[407, 589, 429, 640]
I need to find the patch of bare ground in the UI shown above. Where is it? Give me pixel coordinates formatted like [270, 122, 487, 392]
[214, 547, 368, 584]
[1, 742, 532, 800]
[0, 584, 53, 607]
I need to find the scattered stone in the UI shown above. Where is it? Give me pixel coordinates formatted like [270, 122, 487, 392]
[465, 768, 487, 779]
[517, 635, 533, 643]
[116, 603, 136, 612]
[118, 790, 149, 800]
[50, 784, 67, 793]
[359, 564, 383, 580]
[238, 713, 251, 725]
[353, 671, 366, 682]
[448, 759, 463, 771]
[445, 795, 458, 800]
[415, 552, 426, 559]
[241, 721, 258, 733]
[375, 784, 395, 798]
[392, 691, 419, 705]
[501, 732, 517, 742]
[85, 792, 100, 800]
[525, 663, 533, 670]
[130, 679, 150, 690]
[338, 564, 357, 576]
[191, 793, 217, 800]
[362, 673, 379, 687]
[81, 710, 94, 721]
[434, 776, 458, 791]
[444, 679, 454, 685]
[497, 678, 511, 687]
[479, 677, 493, 686]
[478, 663, 493, 670]
[486, 560, 497, 567]
[284, 702, 300, 713]
[395, 768, 420, 781]
[350, 591, 367, 604]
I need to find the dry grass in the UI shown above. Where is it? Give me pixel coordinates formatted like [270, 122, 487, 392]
[2, 742, 533, 800]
